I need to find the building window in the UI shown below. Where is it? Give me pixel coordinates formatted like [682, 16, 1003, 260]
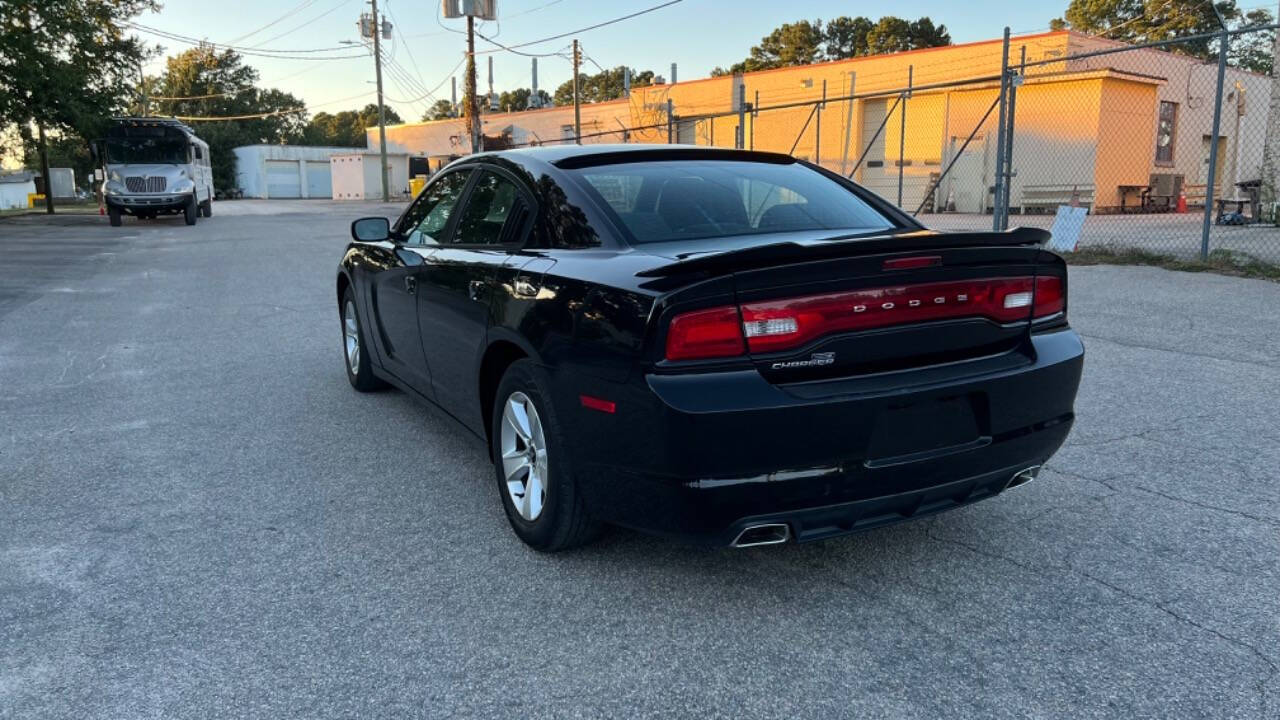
[1155, 101, 1177, 165]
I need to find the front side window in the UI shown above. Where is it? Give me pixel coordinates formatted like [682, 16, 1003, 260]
[452, 171, 525, 246]
[571, 159, 895, 245]
[399, 170, 470, 245]
[1156, 101, 1177, 165]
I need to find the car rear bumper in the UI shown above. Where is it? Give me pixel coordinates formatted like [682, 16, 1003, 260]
[565, 328, 1083, 546]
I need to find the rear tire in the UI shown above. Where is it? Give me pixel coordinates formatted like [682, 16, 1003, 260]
[183, 194, 197, 225]
[341, 287, 385, 392]
[491, 359, 601, 551]
[107, 206, 122, 227]
[200, 197, 212, 217]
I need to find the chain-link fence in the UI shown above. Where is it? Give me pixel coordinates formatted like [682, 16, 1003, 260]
[493, 23, 1279, 263]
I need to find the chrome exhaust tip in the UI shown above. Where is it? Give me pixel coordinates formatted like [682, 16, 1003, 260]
[1006, 465, 1042, 490]
[731, 523, 792, 548]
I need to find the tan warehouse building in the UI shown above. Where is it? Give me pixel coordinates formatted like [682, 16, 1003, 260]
[371, 30, 1269, 214]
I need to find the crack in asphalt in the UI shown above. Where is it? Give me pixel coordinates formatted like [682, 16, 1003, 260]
[1079, 332, 1279, 371]
[923, 526, 1278, 719]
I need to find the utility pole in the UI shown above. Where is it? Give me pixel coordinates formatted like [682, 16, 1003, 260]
[466, 16, 480, 152]
[572, 39, 582, 144]
[368, 0, 389, 202]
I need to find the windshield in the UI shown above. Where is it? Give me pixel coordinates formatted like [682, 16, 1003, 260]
[105, 138, 187, 165]
[570, 159, 896, 245]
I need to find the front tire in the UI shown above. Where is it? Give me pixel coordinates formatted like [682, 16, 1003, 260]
[107, 205, 122, 227]
[341, 287, 385, 392]
[200, 196, 212, 217]
[491, 360, 601, 551]
[183, 194, 197, 225]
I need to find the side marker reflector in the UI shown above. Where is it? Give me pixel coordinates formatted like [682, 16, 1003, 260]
[579, 395, 616, 414]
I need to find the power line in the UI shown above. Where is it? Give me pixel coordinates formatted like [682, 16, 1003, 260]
[246, 0, 353, 49]
[471, 0, 684, 55]
[174, 90, 375, 121]
[223, 0, 323, 46]
[126, 21, 363, 59]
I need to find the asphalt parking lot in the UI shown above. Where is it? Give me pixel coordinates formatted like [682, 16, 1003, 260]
[2, 200, 1277, 718]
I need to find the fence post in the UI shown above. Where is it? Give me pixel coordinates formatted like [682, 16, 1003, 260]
[840, 72, 856, 175]
[816, 79, 826, 167]
[737, 82, 746, 149]
[666, 98, 674, 144]
[1000, 46, 1025, 231]
[752, 91, 758, 150]
[898, 66, 912, 207]
[993, 28, 1011, 231]
[1201, 31, 1230, 260]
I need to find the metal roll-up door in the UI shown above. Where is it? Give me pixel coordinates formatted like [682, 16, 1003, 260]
[305, 161, 332, 198]
[265, 160, 301, 198]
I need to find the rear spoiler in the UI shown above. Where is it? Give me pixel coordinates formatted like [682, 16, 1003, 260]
[635, 227, 1051, 278]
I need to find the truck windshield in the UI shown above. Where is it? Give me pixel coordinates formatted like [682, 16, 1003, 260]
[569, 159, 895, 245]
[105, 138, 187, 165]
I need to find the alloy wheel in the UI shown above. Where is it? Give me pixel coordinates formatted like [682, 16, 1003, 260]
[343, 300, 360, 374]
[500, 391, 548, 521]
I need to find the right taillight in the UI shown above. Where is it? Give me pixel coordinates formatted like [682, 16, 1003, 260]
[665, 305, 745, 361]
[1033, 276, 1065, 319]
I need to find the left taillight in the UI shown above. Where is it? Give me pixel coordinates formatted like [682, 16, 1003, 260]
[665, 305, 745, 361]
[1033, 276, 1065, 319]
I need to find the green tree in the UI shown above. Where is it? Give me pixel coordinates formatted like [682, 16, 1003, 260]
[422, 99, 455, 121]
[0, 0, 158, 213]
[497, 88, 552, 112]
[1049, 1, 1241, 59]
[305, 103, 403, 146]
[1230, 8, 1275, 75]
[553, 67, 655, 106]
[150, 46, 309, 190]
[712, 16, 951, 75]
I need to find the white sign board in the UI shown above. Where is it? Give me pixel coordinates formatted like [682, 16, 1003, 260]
[1047, 205, 1088, 252]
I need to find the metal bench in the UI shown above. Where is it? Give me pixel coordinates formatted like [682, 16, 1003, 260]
[1020, 184, 1095, 214]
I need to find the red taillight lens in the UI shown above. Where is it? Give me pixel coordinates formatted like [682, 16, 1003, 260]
[739, 277, 1037, 354]
[1033, 276, 1065, 318]
[665, 305, 745, 361]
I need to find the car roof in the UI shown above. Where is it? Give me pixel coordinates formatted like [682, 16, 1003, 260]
[474, 144, 796, 169]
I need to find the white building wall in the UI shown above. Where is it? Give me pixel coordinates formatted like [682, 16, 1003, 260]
[0, 178, 36, 210]
[330, 153, 411, 200]
[232, 145, 361, 198]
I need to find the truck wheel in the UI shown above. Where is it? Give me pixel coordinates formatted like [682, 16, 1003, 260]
[108, 206, 122, 227]
[200, 197, 212, 217]
[183, 194, 197, 226]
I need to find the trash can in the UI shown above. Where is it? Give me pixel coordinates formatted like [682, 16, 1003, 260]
[408, 175, 427, 198]
[1236, 179, 1261, 223]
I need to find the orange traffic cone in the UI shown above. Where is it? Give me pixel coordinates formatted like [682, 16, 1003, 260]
[1176, 189, 1187, 213]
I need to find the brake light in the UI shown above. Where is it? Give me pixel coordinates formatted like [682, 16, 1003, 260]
[1033, 276, 1065, 318]
[738, 277, 1037, 354]
[665, 305, 745, 361]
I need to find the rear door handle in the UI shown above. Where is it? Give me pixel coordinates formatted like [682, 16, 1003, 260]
[468, 280, 485, 301]
[404, 276, 417, 294]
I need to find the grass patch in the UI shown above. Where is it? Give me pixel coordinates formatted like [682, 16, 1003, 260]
[1064, 246, 1280, 282]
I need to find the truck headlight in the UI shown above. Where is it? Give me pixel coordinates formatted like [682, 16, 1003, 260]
[172, 179, 195, 193]
[104, 180, 124, 195]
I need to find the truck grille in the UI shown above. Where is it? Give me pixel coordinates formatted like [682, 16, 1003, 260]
[125, 176, 166, 193]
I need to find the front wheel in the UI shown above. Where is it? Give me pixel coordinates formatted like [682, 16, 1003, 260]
[491, 360, 601, 551]
[200, 196, 212, 217]
[183, 194, 197, 225]
[107, 205, 122, 227]
[341, 288, 385, 392]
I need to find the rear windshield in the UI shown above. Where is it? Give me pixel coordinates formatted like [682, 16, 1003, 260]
[570, 159, 895, 244]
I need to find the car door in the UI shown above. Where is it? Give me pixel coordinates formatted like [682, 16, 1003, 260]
[418, 167, 535, 432]
[367, 168, 471, 395]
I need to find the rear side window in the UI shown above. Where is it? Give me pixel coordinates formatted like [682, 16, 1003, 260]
[452, 171, 525, 246]
[572, 160, 894, 244]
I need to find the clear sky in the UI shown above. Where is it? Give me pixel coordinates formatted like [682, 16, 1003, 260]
[136, 0, 1070, 122]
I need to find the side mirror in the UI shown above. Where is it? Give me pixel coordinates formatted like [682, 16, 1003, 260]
[351, 216, 391, 242]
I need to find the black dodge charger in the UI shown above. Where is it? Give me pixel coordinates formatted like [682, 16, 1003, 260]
[336, 145, 1083, 551]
